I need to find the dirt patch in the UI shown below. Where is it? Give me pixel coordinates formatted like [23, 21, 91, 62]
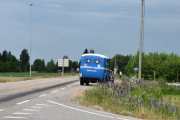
[70, 86, 88, 99]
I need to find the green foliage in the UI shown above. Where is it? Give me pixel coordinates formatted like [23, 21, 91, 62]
[0, 50, 20, 72]
[69, 60, 79, 72]
[46, 60, 57, 73]
[0, 49, 78, 73]
[125, 53, 180, 82]
[110, 54, 131, 73]
[32, 59, 45, 72]
[20, 49, 30, 72]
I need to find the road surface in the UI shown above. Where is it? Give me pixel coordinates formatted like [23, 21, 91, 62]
[0, 77, 138, 120]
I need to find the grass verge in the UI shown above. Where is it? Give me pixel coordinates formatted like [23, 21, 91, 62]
[79, 81, 180, 120]
[0, 72, 77, 82]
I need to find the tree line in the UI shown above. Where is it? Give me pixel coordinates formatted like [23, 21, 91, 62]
[1, 48, 180, 81]
[0, 49, 79, 73]
[125, 53, 180, 82]
[110, 53, 180, 82]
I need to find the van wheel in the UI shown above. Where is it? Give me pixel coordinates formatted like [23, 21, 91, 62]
[86, 81, 89, 86]
[80, 78, 84, 85]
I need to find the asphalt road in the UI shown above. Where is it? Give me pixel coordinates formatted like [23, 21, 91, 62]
[0, 79, 138, 120]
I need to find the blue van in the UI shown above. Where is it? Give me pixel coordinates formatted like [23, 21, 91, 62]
[79, 53, 114, 85]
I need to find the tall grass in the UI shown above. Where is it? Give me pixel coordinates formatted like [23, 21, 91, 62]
[80, 81, 180, 120]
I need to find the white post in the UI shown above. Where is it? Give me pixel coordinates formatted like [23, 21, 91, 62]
[62, 59, 64, 76]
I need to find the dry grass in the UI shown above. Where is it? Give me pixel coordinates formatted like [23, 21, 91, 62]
[0, 77, 29, 82]
[0, 72, 77, 83]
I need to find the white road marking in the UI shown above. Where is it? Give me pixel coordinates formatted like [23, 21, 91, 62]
[16, 100, 31, 105]
[13, 112, 32, 115]
[4, 116, 27, 119]
[23, 109, 39, 112]
[0, 109, 4, 112]
[51, 90, 59, 94]
[39, 94, 47, 98]
[30, 106, 42, 109]
[61, 87, 66, 90]
[36, 104, 49, 107]
[47, 100, 129, 120]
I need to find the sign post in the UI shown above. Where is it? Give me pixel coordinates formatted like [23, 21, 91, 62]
[58, 58, 69, 76]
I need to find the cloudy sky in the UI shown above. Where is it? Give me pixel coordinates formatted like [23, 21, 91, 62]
[0, 0, 179, 61]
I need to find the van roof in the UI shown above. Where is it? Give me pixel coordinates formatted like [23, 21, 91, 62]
[81, 53, 109, 59]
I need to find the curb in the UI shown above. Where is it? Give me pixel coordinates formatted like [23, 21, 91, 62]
[0, 79, 79, 103]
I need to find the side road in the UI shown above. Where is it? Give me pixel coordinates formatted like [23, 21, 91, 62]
[0, 76, 79, 102]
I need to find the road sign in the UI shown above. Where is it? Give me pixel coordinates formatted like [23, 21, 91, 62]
[58, 59, 69, 67]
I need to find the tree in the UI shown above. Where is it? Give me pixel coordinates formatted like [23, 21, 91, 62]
[32, 59, 45, 72]
[0, 50, 19, 72]
[63, 56, 69, 59]
[2, 50, 8, 62]
[69, 60, 79, 72]
[20, 49, 30, 72]
[125, 52, 180, 82]
[110, 54, 131, 73]
[0, 53, 2, 61]
[46, 60, 57, 72]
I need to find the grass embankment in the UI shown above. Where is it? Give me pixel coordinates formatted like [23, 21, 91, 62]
[79, 81, 180, 120]
[0, 72, 77, 82]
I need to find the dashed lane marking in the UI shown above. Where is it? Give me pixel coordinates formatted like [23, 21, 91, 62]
[36, 104, 49, 107]
[51, 90, 59, 94]
[23, 109, 39, 112]
[0, 109, 4, 112]
[16, 100, 31, 105]
[13, 112, 32, 115]
[47, 100, 129, 120]
[4, 116, 28, 119]
[61, 87, 66, 90]
[39, 94, 47, 98]
[30, 106, 42, 109]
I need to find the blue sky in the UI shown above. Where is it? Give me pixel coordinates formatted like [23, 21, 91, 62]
[0, 0, 180, 61]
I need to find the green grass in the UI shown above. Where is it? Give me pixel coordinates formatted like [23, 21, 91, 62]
[79, 81, 180, 120]
[0, 72, 77, 82]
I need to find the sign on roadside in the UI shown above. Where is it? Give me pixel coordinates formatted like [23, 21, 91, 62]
[58, 59, 69, 67]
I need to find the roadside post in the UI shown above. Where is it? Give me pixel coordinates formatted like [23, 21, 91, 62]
[153, 71, 156, 81]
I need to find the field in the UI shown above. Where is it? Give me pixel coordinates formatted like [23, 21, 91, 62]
[0, 72, 77, 82]
[79, 81, 180, 120]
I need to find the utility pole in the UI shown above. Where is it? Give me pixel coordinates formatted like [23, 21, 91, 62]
[29, 3, 33, 77]
[138, 0, 145, 80]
